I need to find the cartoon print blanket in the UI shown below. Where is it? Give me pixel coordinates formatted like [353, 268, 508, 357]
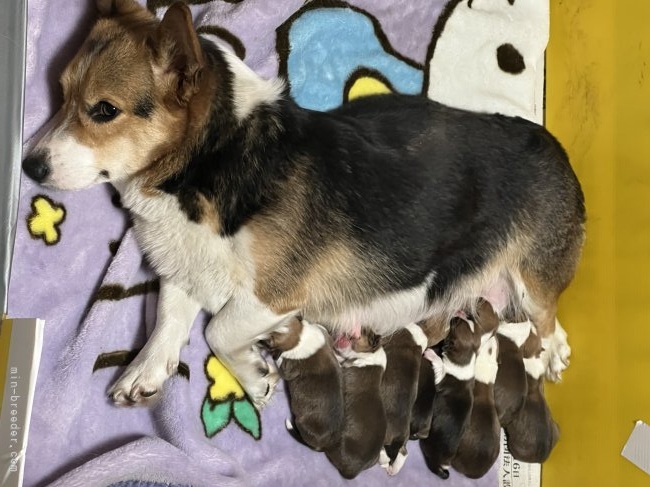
[9, 0, 548, 485]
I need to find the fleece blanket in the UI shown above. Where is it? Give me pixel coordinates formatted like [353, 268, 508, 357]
[9, 0, 548, 485]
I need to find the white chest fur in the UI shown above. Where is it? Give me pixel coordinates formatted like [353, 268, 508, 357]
[116, 181, 253, 313]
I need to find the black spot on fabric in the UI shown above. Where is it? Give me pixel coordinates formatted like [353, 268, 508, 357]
[134, 96, 154, 119]
[93, 349, 190, 379]
[92, 280, 160, 303]
[496, 43, 525, 74]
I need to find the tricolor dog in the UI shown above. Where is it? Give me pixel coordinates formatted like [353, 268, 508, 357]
[22, 0, 585, 407]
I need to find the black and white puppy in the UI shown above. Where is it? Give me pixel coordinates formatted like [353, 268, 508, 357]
[378, 323, 428, 475]
[327, 332, 387, 479]
[452, 334, 500, 479]
[421, 315, 480, 479]
[409, 347, 444, 440]
[504, 328, 560, 463]
[267, 317, 343, 452]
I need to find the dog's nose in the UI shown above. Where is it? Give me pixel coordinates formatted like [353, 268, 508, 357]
[22, 152, 51, 183]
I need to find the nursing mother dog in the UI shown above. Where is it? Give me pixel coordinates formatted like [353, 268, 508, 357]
[22, 0, 585, 408]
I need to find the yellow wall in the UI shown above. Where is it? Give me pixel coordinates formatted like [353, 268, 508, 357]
[545, 0, 650, 485]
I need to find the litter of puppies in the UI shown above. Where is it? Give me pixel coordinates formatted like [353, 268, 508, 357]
[265, 300, 560, 480]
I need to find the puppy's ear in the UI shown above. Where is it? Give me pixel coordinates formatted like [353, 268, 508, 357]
[97, 0, 145, 17]
[151, 2, 205, 105]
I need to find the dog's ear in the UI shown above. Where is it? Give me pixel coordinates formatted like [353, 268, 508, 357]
[97, 0, 145, 17]
[151, 2, 205, 105]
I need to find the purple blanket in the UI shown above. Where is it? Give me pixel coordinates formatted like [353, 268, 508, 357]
[9, 0, 549, 485]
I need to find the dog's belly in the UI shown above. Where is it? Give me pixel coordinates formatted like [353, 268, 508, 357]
[307, 278, 432, 335]
[304, 267, 515, 336]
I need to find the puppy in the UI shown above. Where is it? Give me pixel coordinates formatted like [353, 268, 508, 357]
[452, 334, 500, 479]
[327, 331, 387, 479]
[266, 318, 343, 452]
[421, 315, 480, 479]
[409, 347, 444, 440]
[504, 328, 560, 463]
[378, 323, 428, 475]
[494, 320, 531, 426]
[23, 0, 585, 407]
[472, 298, 500, 341]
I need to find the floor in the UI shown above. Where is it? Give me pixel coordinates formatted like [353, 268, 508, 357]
[544, 1, 650, 485]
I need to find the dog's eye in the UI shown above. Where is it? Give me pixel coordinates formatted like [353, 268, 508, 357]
[89, 101, 120, 123]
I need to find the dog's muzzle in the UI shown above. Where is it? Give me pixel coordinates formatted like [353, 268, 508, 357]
[22, 151, 51, 183]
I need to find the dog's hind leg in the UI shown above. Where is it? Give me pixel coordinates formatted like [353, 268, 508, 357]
[205, 292, 296, 408]
[519, 227, 583, 382]
[109, 279, 201, 405]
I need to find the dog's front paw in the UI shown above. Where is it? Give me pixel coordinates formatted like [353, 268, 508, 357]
[542, 320, 571, 382]
[108, 357, 177, 406]
[245, 361, 280, 409]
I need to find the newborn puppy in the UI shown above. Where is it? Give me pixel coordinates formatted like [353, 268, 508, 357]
[471, 298, 500, 342]
[504, 328, 560, 463]
[409, 313, 450, 440]
[494, 320, 531, 426]
[268, 318, 343, 452]
[452, 334, 500, 479]
[378, 323, 428, 476]
[421, 315, 480, 479]
[409, 347, 444, 440]
[327, 331, 387, 479]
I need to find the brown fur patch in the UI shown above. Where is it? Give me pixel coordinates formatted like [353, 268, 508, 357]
[474, 298, 499, 335]
[248, 165, 381, 317]
[267, 317, 303, 353]
[445, 318, 480, 366]
[521, 330, 542, 359]
[418, 314, 450, 347]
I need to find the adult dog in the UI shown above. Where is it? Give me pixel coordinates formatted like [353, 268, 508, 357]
[22, 0, 585, 407]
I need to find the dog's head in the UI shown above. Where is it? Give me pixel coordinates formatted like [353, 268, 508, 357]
[23, 0, 209, 190]
[443, 316, 481, 365]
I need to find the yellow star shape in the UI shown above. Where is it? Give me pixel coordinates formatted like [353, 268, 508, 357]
[27, 195, 66, 245]
[205, 355, 245, 402]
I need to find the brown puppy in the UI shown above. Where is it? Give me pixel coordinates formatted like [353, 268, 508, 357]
[452, 334, 500, 479]
[494, 320, 531, 426]
[267, 318, 344, 452]
[504, 329, 560, 462]
[378, 323, 428, 475]
[326, 332, 387, 479]
[421, 315, 480, 479]
[409, 314, 448, 440]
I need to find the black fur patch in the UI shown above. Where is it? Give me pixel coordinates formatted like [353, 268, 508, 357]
[159, 38, 584, 302]
[133, 96, 154, 119]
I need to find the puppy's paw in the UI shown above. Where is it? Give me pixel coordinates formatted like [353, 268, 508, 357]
[108, 357, 176, 406]
[378, 448, 391, 470]
[387, 450, 408, 476]
[542, 320, 571, 382]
